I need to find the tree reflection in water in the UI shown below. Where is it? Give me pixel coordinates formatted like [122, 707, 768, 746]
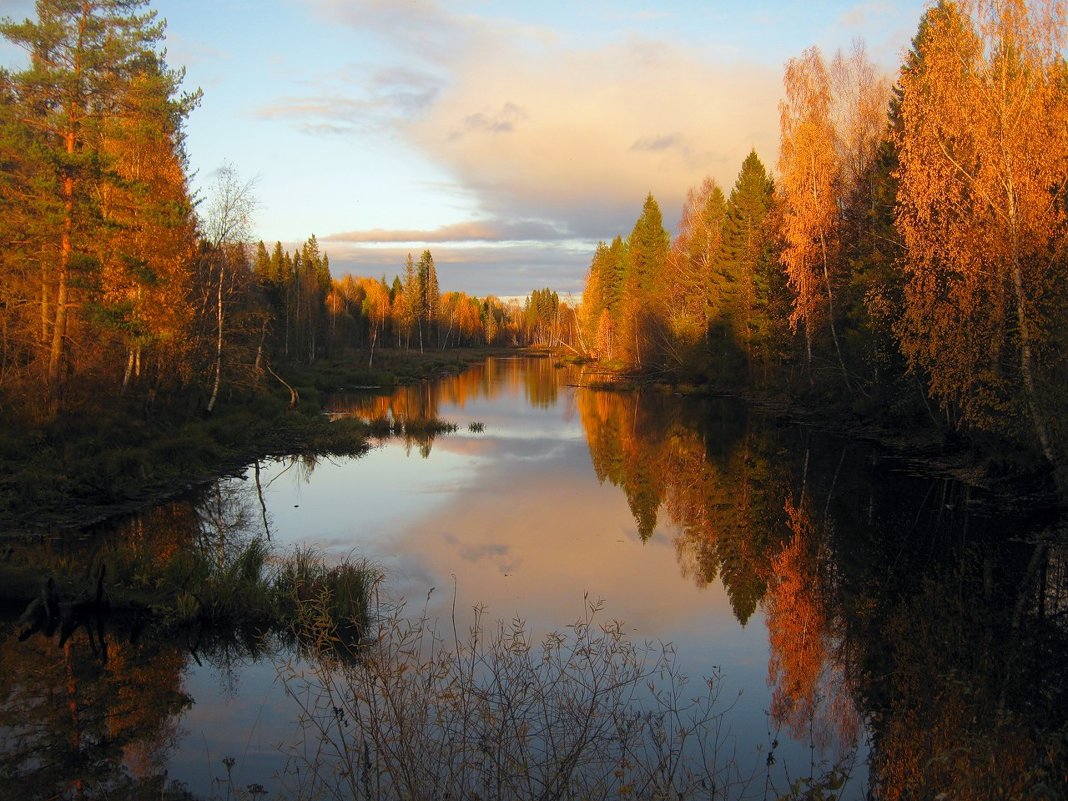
[0, 480, 278, 800]
[576, 380, 1068, 797]
[2, 358, 1065, 798]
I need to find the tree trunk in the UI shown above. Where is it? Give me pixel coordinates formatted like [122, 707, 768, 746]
[1010, 256, 1055, 466]
[40, 262, 49, 344]
[122, 349, 135, 394]
[207, 255, 224, 413]
[254, 319, 268, 389]
[266, 361, 298, 410]
[47, 172, 74, 399]
[820, 235, 851, 393]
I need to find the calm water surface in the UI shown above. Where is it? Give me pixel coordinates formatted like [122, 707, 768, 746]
[3, 356, 1065, 799]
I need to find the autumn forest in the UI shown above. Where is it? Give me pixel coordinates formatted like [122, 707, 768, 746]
[2, 1, 1068, 798]
[2, 1, 1067, 492]
[579, 1, 1068, 481]
[0, 0, 1062, 476]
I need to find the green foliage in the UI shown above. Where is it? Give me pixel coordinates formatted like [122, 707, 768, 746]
[717, 150, 786, 382]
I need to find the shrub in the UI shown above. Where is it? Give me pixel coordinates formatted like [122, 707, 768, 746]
[278, 596, 756, 801]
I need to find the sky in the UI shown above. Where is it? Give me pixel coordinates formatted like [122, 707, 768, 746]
[0, 0, 929, 297]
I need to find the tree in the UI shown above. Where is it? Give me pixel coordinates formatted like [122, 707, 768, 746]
[201, 162, 256, 413]
[829, 42, 899, 391]
[621, 194, 670, 367]
[297, 235, 330, 361]
[778, 46, 850, 388]
[417, 249, 440, 350]
[359, 276, 390, 367]
[579, 236, 628, 359]
[719, 151, 780, 380]
[403, 252, 422, 351]
[667, 177, 726, 364]
[95, 62, 199, 397]
[0, 0, 195, 407]
[894, 0, 1068, 466]
[579, 241, 609, 353]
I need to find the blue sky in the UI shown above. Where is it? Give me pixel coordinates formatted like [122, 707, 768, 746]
[1, 0, 928, 296]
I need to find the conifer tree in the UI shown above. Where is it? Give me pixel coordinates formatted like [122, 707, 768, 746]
[402, 253, 421, 350]
[621, 194, 669, 367]
[720, 151, 778, 379]
[1, 0, 196, 406]
[416, 249, 439, 350]
[667, 177, 727, 367]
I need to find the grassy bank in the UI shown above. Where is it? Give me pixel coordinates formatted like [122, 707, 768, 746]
[566, 355, 1063, 507]
[1, 534, 381, 653]
[0, 348, 500, 534]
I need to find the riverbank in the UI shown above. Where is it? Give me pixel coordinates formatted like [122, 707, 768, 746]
[563, 355, 1063, 511]
[0, 348, 506, 535]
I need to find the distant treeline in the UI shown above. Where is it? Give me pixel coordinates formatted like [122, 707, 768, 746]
[250, 242, 578, 364]
[579, 1, 1068, 472]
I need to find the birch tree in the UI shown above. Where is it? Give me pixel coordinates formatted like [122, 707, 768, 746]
[778, 47, 849, 387]
[202, 162, 256, 413]
[894, 0, 1068, 465]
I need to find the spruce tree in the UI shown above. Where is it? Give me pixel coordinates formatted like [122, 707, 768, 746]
[621, 194, 669, 367]
[720, 150, 777, 379]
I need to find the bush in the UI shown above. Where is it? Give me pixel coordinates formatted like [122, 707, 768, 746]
[278, 597, 756, 801]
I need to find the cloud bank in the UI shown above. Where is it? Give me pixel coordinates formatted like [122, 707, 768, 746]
[265, 1, 908, 295]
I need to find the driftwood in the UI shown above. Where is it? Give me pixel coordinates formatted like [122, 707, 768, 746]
[265, 361, 299, 410]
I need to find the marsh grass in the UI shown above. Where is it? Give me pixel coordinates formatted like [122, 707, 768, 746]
[396, 417, 459, 436]
[278, 595, 756, 801]
[155, 540, 379, 649]
[276, 546, 382, 652]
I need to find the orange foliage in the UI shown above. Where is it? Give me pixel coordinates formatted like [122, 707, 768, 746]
[894, 0, 1068, 458]
[764, 496, 860, 752]
[778, 47, 840, 354]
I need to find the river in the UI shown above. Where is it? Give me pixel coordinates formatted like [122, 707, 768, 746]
[2, 355, 1065, 799]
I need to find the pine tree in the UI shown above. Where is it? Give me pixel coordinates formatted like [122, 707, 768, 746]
[94, 60, 199, 396]
[402, 253, 420, 350]
[1, 0, 196, 406]
[621, 194, 669, 367]
[416, 250, 439, 350]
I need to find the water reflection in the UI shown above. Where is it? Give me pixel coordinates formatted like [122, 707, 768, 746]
[2, 356, 1065, 797]
[0, 484, 282, 800]
[576, 374, 1067, 794]
[0, 617, 190, 800]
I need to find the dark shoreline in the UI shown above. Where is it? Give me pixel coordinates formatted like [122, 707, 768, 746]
[0, 348, 505, 537]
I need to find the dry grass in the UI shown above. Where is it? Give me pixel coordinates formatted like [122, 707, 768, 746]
[277, 594, 756, 801]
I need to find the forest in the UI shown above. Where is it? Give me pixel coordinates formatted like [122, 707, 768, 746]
[579, 0, 1068, 485]
[0, 1, 574, 428]
[1, 0, 1066, 490]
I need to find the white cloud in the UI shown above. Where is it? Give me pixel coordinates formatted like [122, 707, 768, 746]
[306, 0, 782, 245]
